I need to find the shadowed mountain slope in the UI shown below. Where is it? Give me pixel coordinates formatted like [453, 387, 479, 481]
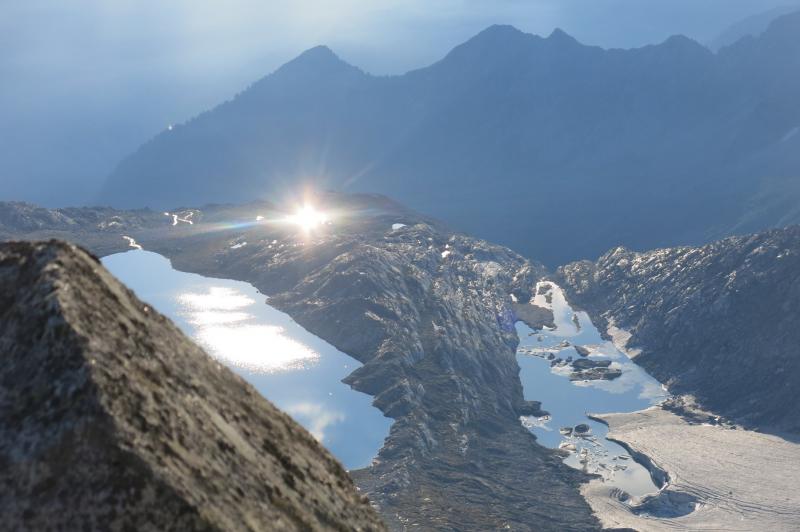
[102, 14, 800, 266]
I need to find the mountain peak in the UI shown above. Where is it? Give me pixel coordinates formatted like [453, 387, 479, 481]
[659, 34, 709, 54]
[465, 24, 530, 47]
[459, 24, 584, 55]
[480, 24, 524, 36]
[548, 27, 577, 43]
[297, 44, 339, 61]
[287, 44, 345, 68]
[275, 44, 362, 78]
[438, 24, 536, 66]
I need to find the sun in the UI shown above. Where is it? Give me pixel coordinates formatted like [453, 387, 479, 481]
[287, 204, 328, 231]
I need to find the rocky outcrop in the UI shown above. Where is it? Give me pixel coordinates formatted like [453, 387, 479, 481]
[570, 359, 621, 382]
[557, 226, 800, 433]
[0, 240, 385, 531]
[512, 302, 555, 329]
[0, 197, 601, 531]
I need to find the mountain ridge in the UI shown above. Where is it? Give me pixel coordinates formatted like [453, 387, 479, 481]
[0, 198, 601, 531]
[101, 15, 800, 266]
[557, 224, 800, 434]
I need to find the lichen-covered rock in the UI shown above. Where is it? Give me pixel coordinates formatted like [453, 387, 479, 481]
[0, 240, 385, 532]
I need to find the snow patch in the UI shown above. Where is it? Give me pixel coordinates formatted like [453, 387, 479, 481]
[165, 211, 194, 226]
[122, 236, 142, 250]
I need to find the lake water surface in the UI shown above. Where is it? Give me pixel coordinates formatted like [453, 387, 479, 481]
[103, 250, 391, 470]
[517, 282, 668, 498]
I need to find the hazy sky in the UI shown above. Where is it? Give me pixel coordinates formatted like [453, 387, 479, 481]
[1, 0, 795, 205]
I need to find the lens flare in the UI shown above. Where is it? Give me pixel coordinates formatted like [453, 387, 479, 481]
[286, 204, 328, 231]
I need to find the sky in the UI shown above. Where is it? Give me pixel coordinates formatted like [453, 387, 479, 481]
[1, 0, 796, 205]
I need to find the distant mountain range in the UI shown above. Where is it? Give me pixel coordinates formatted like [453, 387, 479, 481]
[101, 12, 800, 266]
[709, 4, 800, 50]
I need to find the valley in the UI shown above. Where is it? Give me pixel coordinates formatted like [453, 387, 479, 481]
[0, 198, 597, 530]
[3, 4, 800, 530]
[4, 197, 800, 530]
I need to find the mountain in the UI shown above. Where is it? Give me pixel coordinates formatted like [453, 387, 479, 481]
[709, 4, 800, 50]
[0, 198, 600, 531]
[100, 14, 800, 266]
[0, 240, 385, 531]
[557, 225, 800, 434]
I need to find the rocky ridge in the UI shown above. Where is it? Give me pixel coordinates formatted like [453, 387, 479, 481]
[0, 240, 385, 531]
[0, 198, 601, 531]
[557, 226, 800, 433]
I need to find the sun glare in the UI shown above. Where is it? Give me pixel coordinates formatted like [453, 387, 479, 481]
[287, 204, 328, 231]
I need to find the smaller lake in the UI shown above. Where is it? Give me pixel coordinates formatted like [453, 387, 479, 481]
[517, 282, 668, 498]
[103, 250, 391, 470]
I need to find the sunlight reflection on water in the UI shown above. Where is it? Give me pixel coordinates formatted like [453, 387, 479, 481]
[177, 287, 319, 373]
[102, 250, 391, 469]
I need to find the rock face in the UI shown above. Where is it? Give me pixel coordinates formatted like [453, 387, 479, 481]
[0, 198, 601, 531]
[557, 226, 800, 433]
[0, 240, 385, 531]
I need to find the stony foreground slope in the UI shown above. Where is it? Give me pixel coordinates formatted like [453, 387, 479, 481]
[557, 226, 800, 434]
[0, 198, 601, 531]
[0, 240, 385, 531]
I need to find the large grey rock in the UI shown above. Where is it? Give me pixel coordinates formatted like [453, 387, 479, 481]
[0, 240, 385, 531]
